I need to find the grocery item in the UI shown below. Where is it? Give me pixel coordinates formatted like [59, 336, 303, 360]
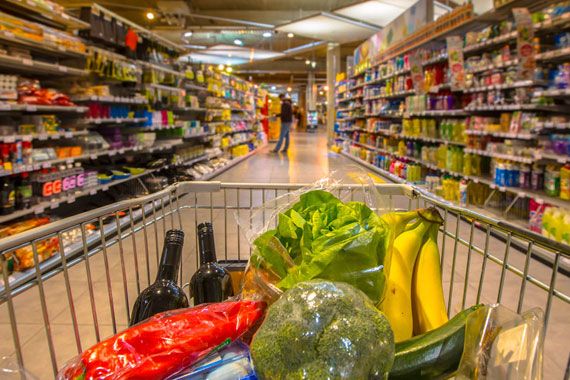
[246, 189, 391, 304]
[58, 300, 265, 380]
[389, 304, 482, 380]
[190, 222, 234, 305]
[380, 208, 444, 342]
[129, 230, 189, 326]
[251, 280, 394, 379]
[412, 223, 448, 335]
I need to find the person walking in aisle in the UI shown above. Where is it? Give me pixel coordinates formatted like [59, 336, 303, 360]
[272, 94, 293, 153]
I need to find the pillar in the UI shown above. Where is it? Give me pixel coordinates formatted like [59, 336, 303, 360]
[326, 42, 340, 141]
[306, 71, 316, 112]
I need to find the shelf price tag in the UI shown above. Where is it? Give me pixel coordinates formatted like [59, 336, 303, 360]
[22, 59, 33, 66]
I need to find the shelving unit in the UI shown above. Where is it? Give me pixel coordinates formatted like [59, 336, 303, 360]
[335, 0, 570, 249]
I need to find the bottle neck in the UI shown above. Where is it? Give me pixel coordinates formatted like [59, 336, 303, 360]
[156, 241, 182, 282]
[198, 230, 217, 265]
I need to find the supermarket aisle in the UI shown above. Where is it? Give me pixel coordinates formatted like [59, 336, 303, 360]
[215, 129, 385, 184]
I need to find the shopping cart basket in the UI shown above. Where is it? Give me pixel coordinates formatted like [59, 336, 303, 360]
[0, 181, 568, 379]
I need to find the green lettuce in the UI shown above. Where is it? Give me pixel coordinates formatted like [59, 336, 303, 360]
[251, 190, 391, 303]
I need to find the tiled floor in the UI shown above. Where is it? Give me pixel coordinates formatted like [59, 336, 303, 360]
[1, 129, 568, 378]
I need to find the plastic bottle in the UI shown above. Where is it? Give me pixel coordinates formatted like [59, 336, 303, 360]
[519, 164, 531, 189]
[560, 164, 570, 200]
[15, 172, 32, 210]
[75, 163, 85, 189]
[545, 164, 561, 197]
[531, 164, 544, 191]
[52, 167, 62, 197]
[459, 179, 468, 207]
[0, 178, 15, 215]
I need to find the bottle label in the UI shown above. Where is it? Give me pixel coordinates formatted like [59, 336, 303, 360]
[42, 182, 53, 197]
[76, 173, 85, 187]
[17, 185, 32, 199]
[62, 177, 71, 191]
[4, 190, 14, 208]
[52, 179, 62, 194]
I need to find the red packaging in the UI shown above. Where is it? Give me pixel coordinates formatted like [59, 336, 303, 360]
[57, 300, 265, 380]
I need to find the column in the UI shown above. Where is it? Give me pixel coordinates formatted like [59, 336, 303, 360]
[306, 71, 316, 112]
[326, 42, 340, 141]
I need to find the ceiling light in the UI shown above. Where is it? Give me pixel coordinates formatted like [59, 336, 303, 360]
[287, 86, 292, 92]
[324, 85, 329, 91]
[226, 67, 233, 73]
[218, 64, 225, 70]
[305, 59, 311, 65]
[271, 85, 277, 91]
[334, 0, 417, 27]
[234, 39, 243, 46]
[319, 91, 324, 95]
[145, 11, 156, 20]
[311, 61, 317, 68]
[262, 31, 272, 38]
[183, 31, 193, 38]
[287, 32, 294, 38]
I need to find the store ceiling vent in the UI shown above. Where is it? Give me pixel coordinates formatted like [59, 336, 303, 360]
[157, 1, 191, 16]
[334, 0, 417, 27]
[276, 13, 380, 44]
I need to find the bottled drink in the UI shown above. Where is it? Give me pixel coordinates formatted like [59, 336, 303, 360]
[15, 172, 32, 210]
[129, 229, 189, 326]
[0, 178, 14, 215]
[190, 222, 233, 305]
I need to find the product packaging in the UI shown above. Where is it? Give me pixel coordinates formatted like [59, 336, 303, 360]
[57, 300, 265, 380]
[455, 304, 544, 380]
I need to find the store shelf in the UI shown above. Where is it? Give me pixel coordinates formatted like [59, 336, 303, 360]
[536, 46, 570, 62]
[179, 154, 209, 167]
[337, 94, 364, 103]
[199, 145, 264, 180]
[174, 107, 207, 112]
[185, 83, 209, 91]
[463, 31, 517, 54]
[365, 112, 403, 119]
[465, 59, 518, 74]
[0, 53, 87, 76]
[532, 121, 570, 131]
[82, 117, 148, 124]
[534, 88, 570, 97]
[137, 61, 186, 78]
[0, 104, 87, 113]
[364, 68, 411, 86]
[0, 0, 90, 30]
[465, 130, 534, 139]
[465, 104, 564, 112]
[72, 96, 148, 104]
[184, 132, 215, 139]
[422, 54, 448, 66]
[404, 110, 467, 117]
[223, 129, 253, 136]
[536, 152, 570, 164]
[0, 130, 88, 142]
[338, 115, 367, 121]
[464, 148, 534, 164]
[130, 124, 181, 132]
[0, 30, 87, 59]
[337, 107, 361, 112]
[400, 135, 467, 146]
[464, 80, 544, 93]
[224, 138, 254, 149]
[145, 83, 184, 93]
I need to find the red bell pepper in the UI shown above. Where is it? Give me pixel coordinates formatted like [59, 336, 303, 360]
[58, 300, 265, 380]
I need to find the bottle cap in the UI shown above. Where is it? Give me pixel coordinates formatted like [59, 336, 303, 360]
[165, 229, 184, 245]
[197, 222, 213, 235]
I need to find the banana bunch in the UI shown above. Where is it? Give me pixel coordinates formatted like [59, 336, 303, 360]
[380, 207, 448, 342]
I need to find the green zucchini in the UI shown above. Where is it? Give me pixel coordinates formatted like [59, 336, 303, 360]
[389, 304, 483, 380]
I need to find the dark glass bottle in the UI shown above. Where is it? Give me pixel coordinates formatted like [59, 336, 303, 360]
[129, 229, 189, 326]
[190, 223, 234, 305]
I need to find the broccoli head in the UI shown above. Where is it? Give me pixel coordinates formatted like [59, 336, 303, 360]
[251, 280, 394, 380]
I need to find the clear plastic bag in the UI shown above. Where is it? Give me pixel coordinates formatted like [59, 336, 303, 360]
[250, 280, 395, 380]
[239, 175, 394, 306]
[57, 301, 265, 380]
[455, 304, 544, 380]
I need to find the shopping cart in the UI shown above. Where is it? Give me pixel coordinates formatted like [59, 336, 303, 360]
[0, 181, 568, 379]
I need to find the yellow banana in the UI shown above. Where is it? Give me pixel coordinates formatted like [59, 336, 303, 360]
[380, 210, 420, 238]
[381, 219, 432, 342]
[412, 223, 448, 335]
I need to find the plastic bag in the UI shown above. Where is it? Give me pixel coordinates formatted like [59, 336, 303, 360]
[250, 280, 394, 380]
[455, 304, 544, 380]
[239, 175, 393, 305]
[169, 340, 255, 380]
[57, 300, 265, 380]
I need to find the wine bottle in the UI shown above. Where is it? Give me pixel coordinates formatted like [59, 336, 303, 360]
[190, 222, 234, 305]
[129, 229, 189, 326]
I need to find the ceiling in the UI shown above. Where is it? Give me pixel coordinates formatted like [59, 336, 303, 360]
[59, 0, 418, 87]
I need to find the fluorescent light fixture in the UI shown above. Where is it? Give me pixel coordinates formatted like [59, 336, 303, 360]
[182, 45, 283, 65]
[319, 91, 324, 95]
[334, 0, 417, 27]
[282, 41, 327, 55]
[145, 11, 155, 20]
[262, 31, 272, 38]
[287, 87, 292, 92]
[218, 64, 225, 70]
[287, 32, 295, 38]
[183, 31, 193, 38]
[311, 61, 317, 68]
[276, 13, 379, 43]
[324, 85, 329, 91]
[226, 67, 233, 73]
[305, 59, 311, 65]
[271, 85, 277, 90]
[234, 39, 243, 45]
[434, 1, 452, 20]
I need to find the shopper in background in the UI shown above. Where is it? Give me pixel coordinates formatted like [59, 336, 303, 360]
[272, 94, 293, 153]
